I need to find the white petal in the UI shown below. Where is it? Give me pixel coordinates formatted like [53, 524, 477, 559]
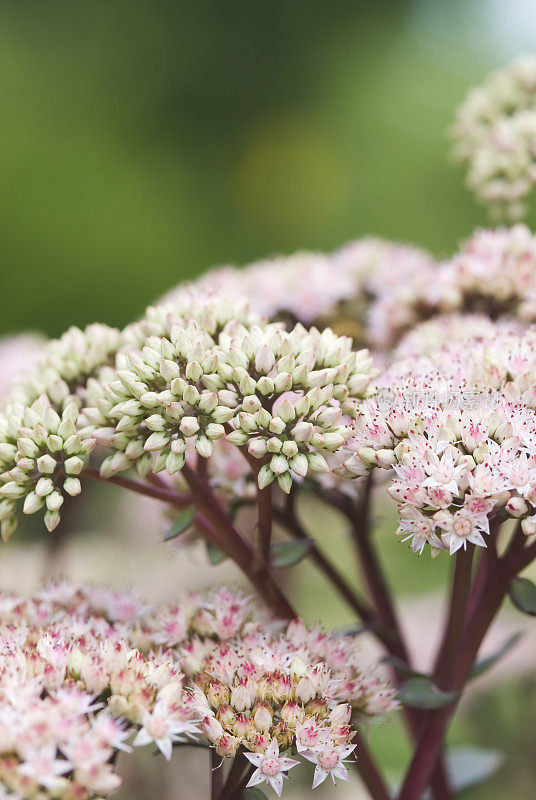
[244, 752, 263, 767]
[269, 774, 284, 797]
[312, 766, 328, 789]
[246, 769, 265, 788]
[333, 763, 351, 782]
[156, 737, 173, 761]
[278, 757, 300, 771]
[266, 739, 279, 758]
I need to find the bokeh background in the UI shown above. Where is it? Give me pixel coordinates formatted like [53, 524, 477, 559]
[2, 1, 536, 798]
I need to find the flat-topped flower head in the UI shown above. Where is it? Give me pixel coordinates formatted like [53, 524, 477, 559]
[1, 582, 396, 798]
[0, 583, 199, 800]
[394, 314, 524, 361]
[452, 55, 536, 219]
[435, 226, 536, 324]
[162, 238, 437, 350]
[90, 295, 376, 494]
[341, 323, 536, 555]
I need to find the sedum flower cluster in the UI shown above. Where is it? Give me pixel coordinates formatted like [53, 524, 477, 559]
[0, 582, 198, 800]
[0, 296, 375, 538]
[89, 298, 376, 494]
[365, 225, 536, 355]
[452, 55, 536, 219]
[0, 582, 396, 799]
[162, 238, 437, 349]
[0, 324, 122, 539]
[341, 321, 536, 555]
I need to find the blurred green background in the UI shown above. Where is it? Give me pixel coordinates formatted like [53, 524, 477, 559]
[2, 1, 536, 797]
[2, 0, 527, 339]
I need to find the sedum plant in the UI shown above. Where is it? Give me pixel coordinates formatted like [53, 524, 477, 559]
[4, 54, 536, 800]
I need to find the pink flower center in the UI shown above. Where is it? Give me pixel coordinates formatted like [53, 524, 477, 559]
[261, 757, 281, 776]
[319, 749, 340, 770]
[453, 515, 472, 538]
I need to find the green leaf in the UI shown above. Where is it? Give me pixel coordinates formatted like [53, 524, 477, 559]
[270, 539, 314, 568]
[509, 576, 536, 616]
[397, 678, 458, 709]
[470, 631, 523, 679]
[381, 656, 428, 679]
[206, 540, 226, 565]
[164, 506, 196, 541]
[447, 746, 504, 793]
[243, 790, 268, 800]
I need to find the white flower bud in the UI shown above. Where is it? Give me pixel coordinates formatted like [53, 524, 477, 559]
[277, 472, 293, 494]
[35, 477, 54, 497]
[63, 477, 81, 496]
[274, 372, 292, 393]
[258, 465, 275, 489]
[255, 345, 275, 375]
[212, 406, 235, 424]
[64, 456, 85, 475]
[248, 439, 268, 458]
[179, 416, 200, 436]
[306, 452, 329, 473]
[522, 515, 536, 536]
[292, 421, 314, 442]
[195, 436, 214, 459]
[160, 359, 181, 381]
[46, 491, 64, 512]
[226, 430, 249, 446]
[289, 453, 308, 477]
[44, 510, 61, 532]
[506, 496, 528, 518]
[0, 482, 25, 500]
[23, 492, 44, 514]
[17, 438, 39, 459]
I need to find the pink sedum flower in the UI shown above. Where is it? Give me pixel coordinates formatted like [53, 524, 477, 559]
[304, 743, 357, 788]
[244, 738, 299, 797]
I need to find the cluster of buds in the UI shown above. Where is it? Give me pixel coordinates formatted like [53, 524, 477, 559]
[0, 583, 199, 800]
[0, 397, 95, 536]
[189, 620, 395, 795]
[0, 324, 123, 540]
[341, 321, 536, 554]
[89, 297, 376, 494]
[451, 55, 536, 218]
[137, 586, 273, 648]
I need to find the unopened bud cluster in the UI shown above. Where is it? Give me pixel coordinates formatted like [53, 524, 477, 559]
[90, 299, 376, 494]
[452, 55, 536, 219]
[0, 324, 121, 540]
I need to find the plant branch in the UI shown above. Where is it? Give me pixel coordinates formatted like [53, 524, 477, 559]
[181, 463, 296, 619]
[211, 749, 223, 800]
[81, 466, 192, 507]
[397, 534, 531, 800]
[352, 731, 392, 800]
[273, 505, 378, 628]
[434, 545, 475, 688]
